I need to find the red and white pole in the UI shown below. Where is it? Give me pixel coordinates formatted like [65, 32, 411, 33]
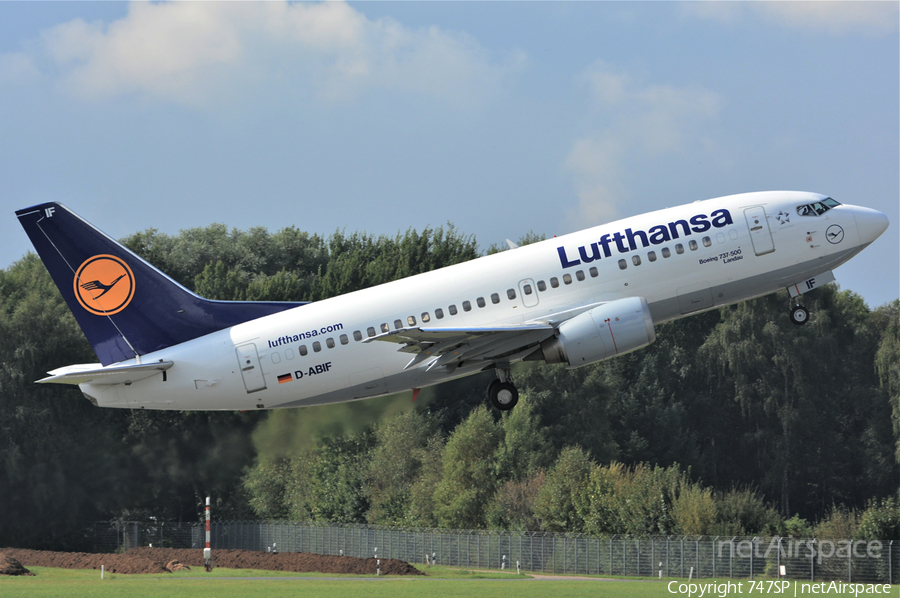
[204, 496, 212, 571]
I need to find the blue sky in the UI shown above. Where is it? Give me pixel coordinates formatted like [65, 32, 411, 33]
[1, 1, 897, 307]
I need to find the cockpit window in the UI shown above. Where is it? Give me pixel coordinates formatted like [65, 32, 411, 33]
[797, 197, 841, 216]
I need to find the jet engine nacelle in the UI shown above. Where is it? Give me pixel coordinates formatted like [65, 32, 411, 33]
[538, 297, 656, 368]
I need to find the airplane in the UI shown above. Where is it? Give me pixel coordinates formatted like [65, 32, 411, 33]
[16, 191, 888, 412]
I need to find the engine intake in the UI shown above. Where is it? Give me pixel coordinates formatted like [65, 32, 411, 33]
[533, 297, 656, 368]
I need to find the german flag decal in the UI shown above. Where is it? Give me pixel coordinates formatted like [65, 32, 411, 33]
[277, 373, 292, 384]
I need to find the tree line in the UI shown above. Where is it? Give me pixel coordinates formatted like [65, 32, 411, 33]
[0, 222, 896, 550]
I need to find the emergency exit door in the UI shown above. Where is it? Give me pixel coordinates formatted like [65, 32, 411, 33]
[236, 343, 267, 393]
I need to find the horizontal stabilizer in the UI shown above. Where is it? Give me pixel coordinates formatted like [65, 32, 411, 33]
[38, 361, 173, 386]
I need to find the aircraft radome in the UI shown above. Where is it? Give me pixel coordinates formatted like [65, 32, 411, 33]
[16, 191, 889, 411]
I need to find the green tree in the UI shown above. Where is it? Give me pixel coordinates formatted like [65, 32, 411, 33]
[494, 394, 554, 483]
[432, 406, 502, 529]
[873, 301, 900, 463]
[533, 446, 594, 532]
[243, 459, 291, 519]
[365, 410, 437, 525]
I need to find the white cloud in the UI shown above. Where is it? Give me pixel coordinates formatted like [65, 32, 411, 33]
[0, 52, 42, 86]
[684, 1, 898, 35]
[564, 135, 627, 226]
[20, 1, 517, 106]
[564, 61, 721, 228]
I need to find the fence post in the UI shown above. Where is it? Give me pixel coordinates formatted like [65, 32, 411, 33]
[712, 536, 718, 577]
[666, 536, 669, 577]
[696, 537, 700, 578]
[681, 537, 685, 578]
[610, 536, 614, 576]
[637, 537, 640, 577]
[810, 539, 816, 581]
[750, 537, 756, 581]
[777, 537, 782, 581]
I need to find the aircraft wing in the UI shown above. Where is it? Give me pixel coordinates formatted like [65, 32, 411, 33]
[37, 361, 174, 385]
[364, 323, 555, 372]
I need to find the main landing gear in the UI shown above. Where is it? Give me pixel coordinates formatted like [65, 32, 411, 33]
[790, 304, 810, 326]
[487, 366, 518, 411]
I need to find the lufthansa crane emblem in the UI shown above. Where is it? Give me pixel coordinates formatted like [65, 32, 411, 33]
[825, 225, 844, 245]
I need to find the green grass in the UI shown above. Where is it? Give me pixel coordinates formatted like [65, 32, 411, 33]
[1, 567, 896, 598]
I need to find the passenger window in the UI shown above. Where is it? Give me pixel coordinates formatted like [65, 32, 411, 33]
[463, 301, 472, 312]
[550, 277, 559, 288]
[299, 345, 308, 356]
[285, 348, 294, 360]
[381, 323, 389, 333]
[435, 308, 444, 319]
[576, 270, 585, 281]
[675, 244, 684, 255]
[702, 237, 711, 248]
[729, 229, 738, 241]
[421, 312, 431, 323]
[491, 293, 500, 304]
[394, 319, 403, 329]
[367, 327, 376, 338]
[618, 259, 627, 270]
[271, 352, 281, 364]
[662, 247, 671, 258]
[408, 315, 417, 326]
[326, 338, 335, 349]
[313, 341, 322, 352]
[537, 280, 547, 291]
[477, 297, 486, 308]
[339, 335, 348, 346]
[648, 251, 657, 262]
[507, 288, 517, 299]
[689, 240, 698, 251]
[716, 233, 726, 244]
[563, 274, 572, 285]
[449, 304, 458, 315]
[353, 330, 362, 342]
[523, 284, 532, 296]
[589, 267, 598, 278]
[632, 255, 641, 266]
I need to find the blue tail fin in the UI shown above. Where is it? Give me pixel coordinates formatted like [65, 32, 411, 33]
[16, 202, 306, 366]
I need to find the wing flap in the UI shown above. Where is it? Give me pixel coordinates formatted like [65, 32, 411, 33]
[38, 361, 174, 385]
[365, 323, 555, 372]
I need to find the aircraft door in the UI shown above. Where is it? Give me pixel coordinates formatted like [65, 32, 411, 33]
[518, 279, 539, 308]
[235, 343, 267, 393]
[744, 206, 775, 256]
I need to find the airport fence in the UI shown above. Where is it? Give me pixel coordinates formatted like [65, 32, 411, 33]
[89, 520, 898, 584]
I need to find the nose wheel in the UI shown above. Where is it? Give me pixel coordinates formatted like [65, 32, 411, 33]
[790, 304, 809, 326]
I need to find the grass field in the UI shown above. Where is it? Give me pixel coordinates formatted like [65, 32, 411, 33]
[1, 566, 897, 598]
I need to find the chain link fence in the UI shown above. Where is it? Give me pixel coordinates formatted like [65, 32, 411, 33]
[90, 520, 898, 584]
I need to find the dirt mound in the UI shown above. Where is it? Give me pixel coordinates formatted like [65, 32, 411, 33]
[131, 547, 422, 576]
[0, 553, 34, 576]
[0, 547, 422, 576]
[1, 548, 168, 574]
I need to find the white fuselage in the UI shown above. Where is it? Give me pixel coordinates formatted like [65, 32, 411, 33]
[78, 191, 885, 410]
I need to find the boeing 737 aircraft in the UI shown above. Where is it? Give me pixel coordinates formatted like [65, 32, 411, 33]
[16, 191, 888, 412]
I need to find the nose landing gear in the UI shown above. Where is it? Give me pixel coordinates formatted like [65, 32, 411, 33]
[790, 304, 809, 326]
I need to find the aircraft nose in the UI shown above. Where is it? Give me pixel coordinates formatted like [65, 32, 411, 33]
[852, 206, 889, 245]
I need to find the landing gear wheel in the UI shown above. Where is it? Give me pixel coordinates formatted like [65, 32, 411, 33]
[488, 381, 519, 411]
[790, 305, 809, 326]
